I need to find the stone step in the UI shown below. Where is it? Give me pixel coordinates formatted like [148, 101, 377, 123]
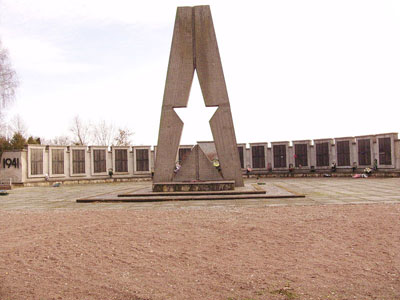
[118, 190, 266, 197]
[77, 193, 304, 203]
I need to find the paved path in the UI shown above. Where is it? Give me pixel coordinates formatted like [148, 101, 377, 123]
[1, 178, 399, 210]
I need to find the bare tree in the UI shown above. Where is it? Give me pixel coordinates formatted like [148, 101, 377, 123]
[69, 117, 132, 146]
[69, 115, 91, 145]
[50, 135, 71, 145]
[114, 127, 134, 146]
[0, 40, 18, 111]
[0, 113, 11, 138]
[9, 114, 28, 137]
[92, 119, 116, 146]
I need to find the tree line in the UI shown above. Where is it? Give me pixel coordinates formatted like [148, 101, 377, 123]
[0, 114, 134, 156]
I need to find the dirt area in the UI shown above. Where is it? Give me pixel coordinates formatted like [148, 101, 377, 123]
[0, 203, 399, 300]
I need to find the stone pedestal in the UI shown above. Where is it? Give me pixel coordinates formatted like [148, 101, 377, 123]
[152, 180, 235, 192]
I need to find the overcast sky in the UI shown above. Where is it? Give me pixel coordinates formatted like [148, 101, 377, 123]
[0, 0, 399, 146]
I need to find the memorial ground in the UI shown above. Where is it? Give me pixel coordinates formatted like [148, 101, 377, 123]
[0, 178, 399, 299]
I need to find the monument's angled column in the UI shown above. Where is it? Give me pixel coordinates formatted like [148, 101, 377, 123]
[153, 7, 195, 183]
[153, 5, 244, 187]
[194, 6, 244, 186]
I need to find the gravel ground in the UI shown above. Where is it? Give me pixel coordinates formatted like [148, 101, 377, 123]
[0, 203, 399, 300]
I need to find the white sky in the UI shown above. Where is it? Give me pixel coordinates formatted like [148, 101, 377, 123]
[0, 0, 399, 146]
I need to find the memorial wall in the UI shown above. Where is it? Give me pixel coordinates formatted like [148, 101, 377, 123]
[0, 132, 398, 184]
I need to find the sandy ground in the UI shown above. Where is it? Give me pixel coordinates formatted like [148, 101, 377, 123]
[0, 203, 399, 300]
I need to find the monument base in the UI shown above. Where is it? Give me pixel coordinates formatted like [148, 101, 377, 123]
[152, 180, 235, 192]
[76, 182, 305, 203]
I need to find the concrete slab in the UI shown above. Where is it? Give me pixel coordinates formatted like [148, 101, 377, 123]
[77, 182, 303, 202]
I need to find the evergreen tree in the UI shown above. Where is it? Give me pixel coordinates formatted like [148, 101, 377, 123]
[27, 136, 40, 144]
[10, 132, 26, 150]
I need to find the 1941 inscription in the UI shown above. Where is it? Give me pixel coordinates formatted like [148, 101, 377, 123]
[3, 158, 19, 168]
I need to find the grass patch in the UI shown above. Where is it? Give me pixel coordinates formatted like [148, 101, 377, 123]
[270, 286, 297, 299]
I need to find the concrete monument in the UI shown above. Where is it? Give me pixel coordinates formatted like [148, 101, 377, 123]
[153, 5, 244, 188]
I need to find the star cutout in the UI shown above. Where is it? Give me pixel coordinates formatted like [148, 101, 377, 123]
[174, 74, 218, 144]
